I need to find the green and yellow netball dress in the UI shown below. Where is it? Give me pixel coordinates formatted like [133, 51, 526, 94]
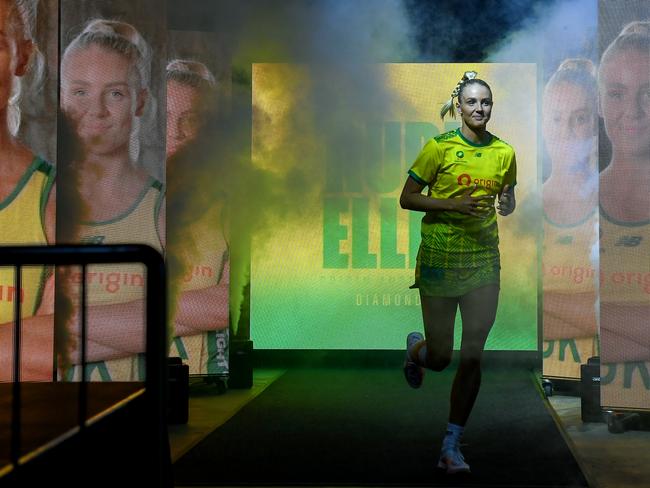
[408, 129, 516, 296]
[0, 157, 54, 323]
[67, 177, 164, 381]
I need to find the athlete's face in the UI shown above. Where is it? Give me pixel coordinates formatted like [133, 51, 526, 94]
[457, 84, 492, 131]
[0, 0, 32, 115]
[166, 80, 201, 158]
[543, 81, 596, 164]
[599, 48, 650, 158]
[61, 44, 146, 157]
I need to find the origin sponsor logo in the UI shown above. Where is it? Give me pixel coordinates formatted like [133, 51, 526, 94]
[457, 173, 472, 186]
[457, 173, 499, 189]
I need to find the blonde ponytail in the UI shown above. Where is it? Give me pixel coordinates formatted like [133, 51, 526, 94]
[440, 70, 478, 121]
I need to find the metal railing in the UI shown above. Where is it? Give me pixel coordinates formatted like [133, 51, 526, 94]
[0, 244, 169, 486]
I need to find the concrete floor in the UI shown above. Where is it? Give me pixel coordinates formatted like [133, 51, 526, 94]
[170, 369, 650, 488]
[547, 394, 650, 488]
[168, 369, 287, 463]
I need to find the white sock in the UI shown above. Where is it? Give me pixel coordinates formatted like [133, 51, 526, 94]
[442, 422, 464, 451]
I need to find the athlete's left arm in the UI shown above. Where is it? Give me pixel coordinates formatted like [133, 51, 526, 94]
[498, 149, 517, 216]
[497, 184, 516, 216]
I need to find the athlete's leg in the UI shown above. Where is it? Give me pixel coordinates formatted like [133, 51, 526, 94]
[449, 283, 499, 426]
[414, 293, 458, 371]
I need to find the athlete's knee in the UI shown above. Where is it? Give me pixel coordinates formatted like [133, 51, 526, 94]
[425, 352, 452, 372]
[459, 349, 483, 370]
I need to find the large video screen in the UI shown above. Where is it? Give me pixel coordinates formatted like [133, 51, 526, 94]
[251, 63, 538, 350]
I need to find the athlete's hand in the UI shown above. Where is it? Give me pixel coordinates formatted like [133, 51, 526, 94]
[452, 184, 495, 217]
[497, 184, 515, 216]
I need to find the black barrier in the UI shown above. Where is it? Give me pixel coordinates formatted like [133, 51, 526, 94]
[0, 244, 169, 486]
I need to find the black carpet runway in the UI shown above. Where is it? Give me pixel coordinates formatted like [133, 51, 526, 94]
[174, 366, 588, 487]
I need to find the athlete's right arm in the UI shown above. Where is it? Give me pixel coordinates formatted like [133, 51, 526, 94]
[0, 314, 54, 381]
[400, 178, 494, 218]
[0, 299, 149, 380]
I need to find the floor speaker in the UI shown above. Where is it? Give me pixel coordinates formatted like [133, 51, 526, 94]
[229, 339, 253, 389]
[580, 356, 603, 423]
[168, 357, 189, 424]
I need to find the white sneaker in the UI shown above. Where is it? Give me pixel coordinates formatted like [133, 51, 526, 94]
[437, 446, 471, 474]
[403, 332, 424, 388]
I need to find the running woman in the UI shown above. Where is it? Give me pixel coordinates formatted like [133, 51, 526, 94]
[400, 71, 517, 474]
